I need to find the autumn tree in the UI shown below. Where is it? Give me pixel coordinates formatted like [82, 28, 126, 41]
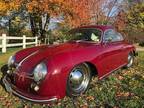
[86, 0, 106, 24]
[127, 3, 144, 32]
[0, 0, 93, 41]
[0, 0, 24, 35]
[83, 0, 124, 25]
[0, 0, 70, 39]
[114, 0, 144, 32]
[114, 0, 144, 43]
[0, 0, 22, 16]
[64, 0, 91, 27]
[24, 0, 73, 40]
[1, 0, 136, 40]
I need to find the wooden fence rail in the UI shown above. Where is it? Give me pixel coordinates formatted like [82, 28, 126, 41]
[0, 34, 38, 53]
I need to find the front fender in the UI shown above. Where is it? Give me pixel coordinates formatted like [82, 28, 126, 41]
[36, 46, 100, 99]
[38, 52, 85, 99]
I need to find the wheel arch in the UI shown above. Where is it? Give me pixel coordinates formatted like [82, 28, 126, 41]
[65, 61, 98, 97]
[132, 50, 138, 56]
[85, 62, 98, 77]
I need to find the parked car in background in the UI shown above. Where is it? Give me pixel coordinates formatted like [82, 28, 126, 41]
[0, 25, 137, 104]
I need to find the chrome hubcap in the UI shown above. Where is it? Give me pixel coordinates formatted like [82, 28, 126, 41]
[68, 64, 90, 93]
[69, 69, 84, 89]
[127, 54, 133, 67]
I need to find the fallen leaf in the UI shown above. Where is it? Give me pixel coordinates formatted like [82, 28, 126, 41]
[86, 96, 95, 101]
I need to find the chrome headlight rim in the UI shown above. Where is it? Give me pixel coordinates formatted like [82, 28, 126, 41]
[33, 62, 47, 82]
[8, 55, 15, 67]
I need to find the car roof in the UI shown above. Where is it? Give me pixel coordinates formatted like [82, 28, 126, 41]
[78, 25, 114, 31]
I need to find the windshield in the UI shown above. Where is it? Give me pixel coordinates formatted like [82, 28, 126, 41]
[69, 28, 101, 42]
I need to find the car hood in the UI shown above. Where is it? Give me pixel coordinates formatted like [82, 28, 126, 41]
[15, 41, 96, 74]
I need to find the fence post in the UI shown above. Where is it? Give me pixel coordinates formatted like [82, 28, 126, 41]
[23, 35, 26, 49]
[35, 36, 38, 46]
[2, 34, 6, 53]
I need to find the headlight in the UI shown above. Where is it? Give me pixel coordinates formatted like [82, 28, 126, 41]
[33, 62, 47, 82]
[8, 56, 15, 67]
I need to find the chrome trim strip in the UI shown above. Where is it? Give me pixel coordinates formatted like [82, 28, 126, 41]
[13, 91, 57, 103]
[99, 63, 127, 80]
[2, 76, 57, 103]
[18, 50, 39, 67]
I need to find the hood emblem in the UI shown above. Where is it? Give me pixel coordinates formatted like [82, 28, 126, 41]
[18, 72, 26, 82]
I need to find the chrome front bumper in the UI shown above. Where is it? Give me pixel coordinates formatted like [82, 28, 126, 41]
[1, 75, 57, 103]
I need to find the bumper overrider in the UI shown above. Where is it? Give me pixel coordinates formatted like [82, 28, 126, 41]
[0, 65, 58, 103]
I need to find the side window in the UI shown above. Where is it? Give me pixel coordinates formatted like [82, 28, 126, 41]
[115, 32, 124, 41]
[104, 30, 124, 42]
[70, 28, 101, 42]
[103, 30, 115, 42]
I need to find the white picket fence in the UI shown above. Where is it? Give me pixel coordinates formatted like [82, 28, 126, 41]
[0, 34, 38, 53]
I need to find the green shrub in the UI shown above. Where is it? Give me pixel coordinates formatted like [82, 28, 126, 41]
[139, 42, 144, 47]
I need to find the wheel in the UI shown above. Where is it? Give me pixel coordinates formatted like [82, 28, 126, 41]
[125, 53, 134, 68]
[66, 63, 91, 97]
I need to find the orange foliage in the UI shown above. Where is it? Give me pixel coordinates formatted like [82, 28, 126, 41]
[0, 0, 22, 15]
[114, 11, 127, 32]
[64, 0, 91, 27]
[25, 0, 92, 27]
[26, 0, 65, 14]
[0, 0, 92, 27]
[0, 0, 108, 27]
[87, 0, 106, 24]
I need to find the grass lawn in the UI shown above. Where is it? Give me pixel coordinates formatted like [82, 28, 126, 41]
[0, 48, 144, 108]
[0, 47, 22, 66]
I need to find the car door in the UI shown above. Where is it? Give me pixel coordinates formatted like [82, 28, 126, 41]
[98, 29, 125, 78]
[113, 32, 128, 65]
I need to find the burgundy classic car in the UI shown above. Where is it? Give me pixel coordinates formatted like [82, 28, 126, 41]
[0, 25, 137, 103]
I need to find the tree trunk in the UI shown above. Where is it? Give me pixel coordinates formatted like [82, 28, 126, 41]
[8, 19, 11, 36]
[29, 13, 50, 43]
[29, 14, 37, 37]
